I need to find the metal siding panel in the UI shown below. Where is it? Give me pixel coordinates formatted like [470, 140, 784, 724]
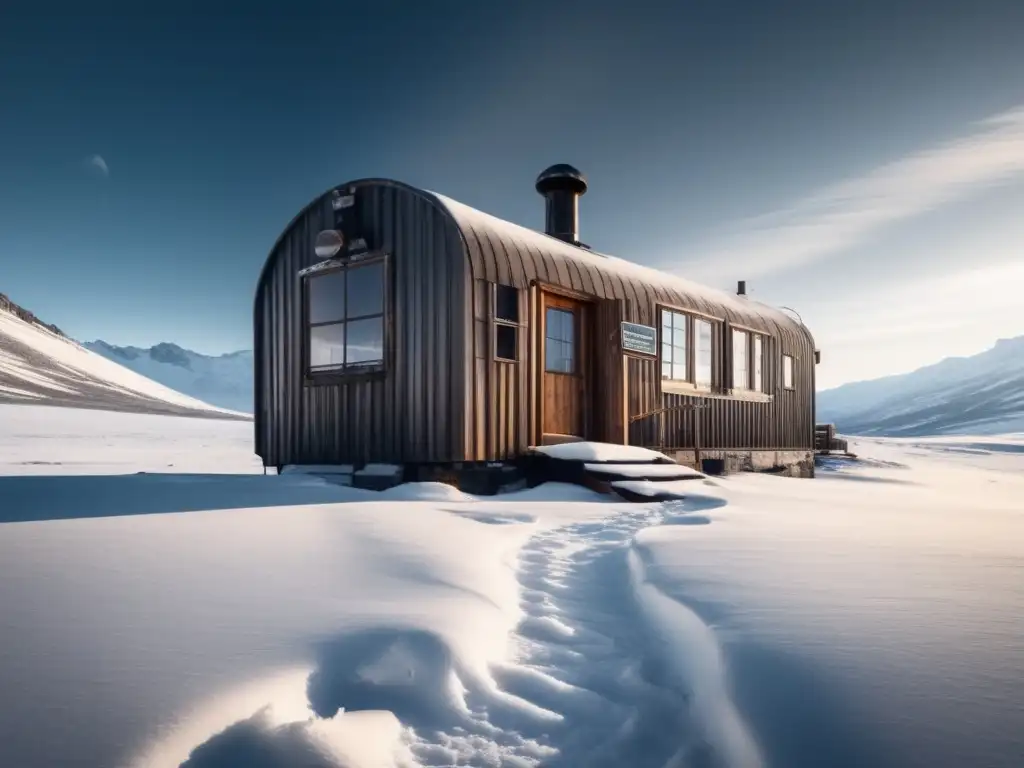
[506, 233, 534, 288]
[486, 228, 514, 287]
[465, 223, 498, 284]
[254, 181, 468, 466]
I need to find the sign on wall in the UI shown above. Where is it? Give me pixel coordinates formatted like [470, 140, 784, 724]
[620, 321, 658, 356]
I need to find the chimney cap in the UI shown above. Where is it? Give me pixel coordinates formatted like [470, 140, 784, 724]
[536, 164, 588, 196]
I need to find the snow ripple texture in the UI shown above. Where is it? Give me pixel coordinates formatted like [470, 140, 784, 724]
[403, 498, 761, 768]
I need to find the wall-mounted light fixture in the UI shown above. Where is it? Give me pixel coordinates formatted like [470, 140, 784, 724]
[314, 229, 345, 259]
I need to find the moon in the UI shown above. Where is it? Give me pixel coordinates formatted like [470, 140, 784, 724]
[84, 154, 110, 179]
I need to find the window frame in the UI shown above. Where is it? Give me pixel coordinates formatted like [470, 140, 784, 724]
[544, 305, 577, 374]
[693, 316, 714, 389]
[660, 309, 689, 384]
[302, 252, 390, 383]
[731, 328, 750, 391]
[657, 306, 718, 393]
[782, 354, 795, 390]
[728, 326, 771, 397]
[492, 283, 520, 363]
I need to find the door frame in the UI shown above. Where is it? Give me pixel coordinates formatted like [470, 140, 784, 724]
[532, 282, 595, 445]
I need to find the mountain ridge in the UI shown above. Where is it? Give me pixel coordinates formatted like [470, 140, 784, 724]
[0, 295, 247, 420]
[84, 340, 254, 413]
[818, 335, 1024, 436]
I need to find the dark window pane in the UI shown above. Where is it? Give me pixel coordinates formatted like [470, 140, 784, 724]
[546, 307, 574, 343]
[546, 339, 574, 373]
[496, 285, 518, 322]
[308, 271, 346, 324]
[309, 323, 345, 370]
[345, 317, 384, 367]
[545, 340, 560, 372]
[545, 307, 575, 372]
[346, 261, 384, 319]
[496, 323, 517, 360]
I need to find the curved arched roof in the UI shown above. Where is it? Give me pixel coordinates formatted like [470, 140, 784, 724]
[425, 191, 808, 340]
[255, 177, 812, 344]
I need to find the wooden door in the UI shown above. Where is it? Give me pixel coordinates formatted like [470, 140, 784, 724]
[541, 293, 589, 439]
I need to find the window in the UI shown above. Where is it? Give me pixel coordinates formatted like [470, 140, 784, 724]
[659, 308, 716, 390]
[731, 328, 770, 393]
[732, 329, 749, 389]
[545, 307, 575, 373]
[695, 318, 713, 388]
[753, 334, 763, 392]
[305, 260, 385, 374]
[494, 284, 519, 362]
[783, 354, 794, 389]
[660, 310, 688, 382]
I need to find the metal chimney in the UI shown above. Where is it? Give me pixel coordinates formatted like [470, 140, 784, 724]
[535, 164, 587, 244]
[737, 280, 747, 297]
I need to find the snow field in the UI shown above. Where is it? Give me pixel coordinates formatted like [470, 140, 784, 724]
[1, 407, 1022, 767]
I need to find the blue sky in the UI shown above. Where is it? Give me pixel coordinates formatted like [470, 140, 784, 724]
[1, 0, 1022, 388]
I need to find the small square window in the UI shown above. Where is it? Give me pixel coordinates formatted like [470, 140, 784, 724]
[496, 323, 517, 361]
[495, 285, 518, 323]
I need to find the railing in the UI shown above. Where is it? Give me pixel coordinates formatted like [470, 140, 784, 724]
[629, 403, 710, 462]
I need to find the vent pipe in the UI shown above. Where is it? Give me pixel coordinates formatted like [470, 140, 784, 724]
[737, 280, 747, 296]
[535, 164, 587, 244]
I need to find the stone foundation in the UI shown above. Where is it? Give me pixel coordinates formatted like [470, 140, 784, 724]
[666, 449, 815, 478]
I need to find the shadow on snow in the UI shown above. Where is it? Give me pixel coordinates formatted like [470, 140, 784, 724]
[0, 473, 373, 524]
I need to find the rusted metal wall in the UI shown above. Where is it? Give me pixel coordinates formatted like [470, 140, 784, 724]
[254, 180, 467, 466]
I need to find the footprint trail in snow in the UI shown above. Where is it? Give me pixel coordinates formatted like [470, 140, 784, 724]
[405, 497, 753, 768]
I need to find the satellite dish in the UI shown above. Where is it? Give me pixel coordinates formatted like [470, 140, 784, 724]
[314, 229, 345, 259]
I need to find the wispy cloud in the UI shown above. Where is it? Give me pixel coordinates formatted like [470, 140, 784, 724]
[85, 154, 110, 178]
[679, 105, 1024, 280]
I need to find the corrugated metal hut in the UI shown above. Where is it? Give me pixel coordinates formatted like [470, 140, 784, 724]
[254, 165, 817, 476]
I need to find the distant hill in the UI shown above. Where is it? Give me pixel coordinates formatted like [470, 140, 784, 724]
[818, 336, 1024, 436]
[85, 341, 253, 414]
[0, 293, 65, 337]
[0, 295, 248, 420]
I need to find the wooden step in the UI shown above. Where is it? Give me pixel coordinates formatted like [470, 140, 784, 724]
[583, 462, 704, 482]
[522, 441, 705, 502]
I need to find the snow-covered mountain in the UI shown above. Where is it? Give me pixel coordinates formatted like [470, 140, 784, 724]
[0, 295, 248, 420]
[84, 340, 253, 414]
[818, 335, 1024, 436]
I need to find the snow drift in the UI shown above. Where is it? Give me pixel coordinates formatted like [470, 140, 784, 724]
[0, 303, 248, 419]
